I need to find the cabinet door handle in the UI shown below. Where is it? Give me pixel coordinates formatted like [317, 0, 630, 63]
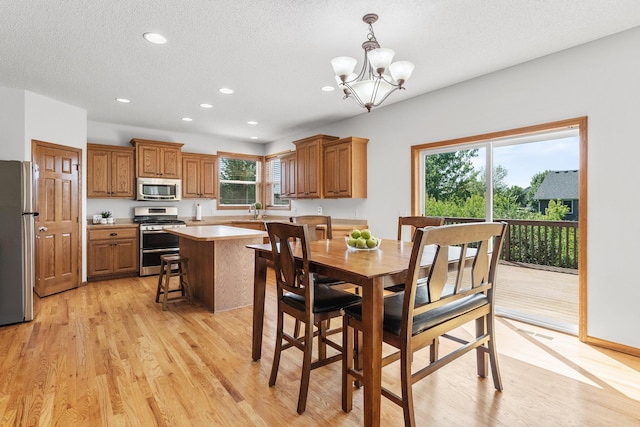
[110, 232, 118, 236]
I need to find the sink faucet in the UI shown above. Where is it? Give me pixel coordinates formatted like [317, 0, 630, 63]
[249, 203, 258, 220]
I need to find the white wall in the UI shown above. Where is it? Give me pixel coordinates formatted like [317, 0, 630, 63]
[0, 89, 89, 281]
[266, 27, 640, 348]
[0, 87, 26, 160]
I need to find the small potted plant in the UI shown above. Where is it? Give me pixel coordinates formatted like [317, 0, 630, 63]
[101, 211, 113, 224]
[250, 202, 263, 220]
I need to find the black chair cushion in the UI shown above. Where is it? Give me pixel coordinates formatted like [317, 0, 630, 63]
[283, 284, 361, 313]
[344, 285, 489, 336]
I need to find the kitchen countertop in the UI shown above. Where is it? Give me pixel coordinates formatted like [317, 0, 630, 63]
[165, 225, 267, 241]
[86, 215, 367, 229]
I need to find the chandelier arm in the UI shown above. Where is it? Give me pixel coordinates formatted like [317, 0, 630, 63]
[379, 74, 403, 88]
[371, 86, 401, 108]
[340, 82, 367, 108]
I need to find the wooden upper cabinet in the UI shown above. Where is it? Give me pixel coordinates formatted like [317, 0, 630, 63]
[87, 143, 135, 198]
[130, 138, 184, 179]
[323, 137, 368, 198]
[182, 152, 218, 199]
[294, 134, 339, 198]
[279, 151, 296, 199]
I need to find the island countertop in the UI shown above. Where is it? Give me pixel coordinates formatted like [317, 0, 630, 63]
[165, 225, 267, 241]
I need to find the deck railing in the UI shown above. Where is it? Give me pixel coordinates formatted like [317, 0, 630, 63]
[444, 217, 579, 271]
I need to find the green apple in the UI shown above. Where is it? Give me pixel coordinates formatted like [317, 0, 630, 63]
[356, 237, 367, 249]
[347, 237, 357, 247]
[351, 229, 361, 239]
[360, 229, 372, 239]
[366, 237, 378, 248]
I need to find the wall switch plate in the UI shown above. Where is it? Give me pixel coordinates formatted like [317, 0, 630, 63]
[317, 206, 323, 215]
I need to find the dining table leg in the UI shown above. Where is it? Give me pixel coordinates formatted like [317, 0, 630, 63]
[361, 277, 384, 427]
[252, 252, 268, 361]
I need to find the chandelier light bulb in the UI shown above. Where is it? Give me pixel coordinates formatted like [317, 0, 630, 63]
[367, 48, 395, 75]
[389, 61, 415, 86]
[331, 57, 358, 81]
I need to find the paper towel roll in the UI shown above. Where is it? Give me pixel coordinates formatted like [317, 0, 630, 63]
[195, 204, 202, 221]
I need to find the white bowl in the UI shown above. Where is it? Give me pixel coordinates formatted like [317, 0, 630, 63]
[345, 236, 381, 251]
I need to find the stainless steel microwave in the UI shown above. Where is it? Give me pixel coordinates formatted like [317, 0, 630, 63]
[136, 177, 182, 201]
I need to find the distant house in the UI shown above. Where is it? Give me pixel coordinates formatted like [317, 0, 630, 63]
[533, 170, 579, 221]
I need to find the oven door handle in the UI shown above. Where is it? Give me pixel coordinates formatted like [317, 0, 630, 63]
[141, 230, 175, 234]
[141, 248, 180, 253]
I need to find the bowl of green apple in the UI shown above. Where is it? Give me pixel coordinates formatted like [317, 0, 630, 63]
[345, 229, 381, 251]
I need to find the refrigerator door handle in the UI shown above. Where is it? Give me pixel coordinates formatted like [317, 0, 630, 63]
[22, 212, 39, 216]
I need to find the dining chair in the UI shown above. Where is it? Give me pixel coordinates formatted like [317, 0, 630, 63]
[397, 215, 445, 242]
[266, 222, 361, 414]
[342, 221, 508, 427]
[290, 215, 333, 240]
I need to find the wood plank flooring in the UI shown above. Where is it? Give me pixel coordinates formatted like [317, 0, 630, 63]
[1, 270, 638, 426]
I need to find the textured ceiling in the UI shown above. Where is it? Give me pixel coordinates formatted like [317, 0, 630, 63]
[2, 0, 640, 144]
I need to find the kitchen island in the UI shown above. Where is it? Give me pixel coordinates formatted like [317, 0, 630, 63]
[165, 225, 267, 312]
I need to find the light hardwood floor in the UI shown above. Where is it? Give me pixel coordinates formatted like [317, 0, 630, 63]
[1, 270, 639, 426]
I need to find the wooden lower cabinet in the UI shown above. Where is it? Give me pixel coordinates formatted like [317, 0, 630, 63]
[87, 227, 138, 281]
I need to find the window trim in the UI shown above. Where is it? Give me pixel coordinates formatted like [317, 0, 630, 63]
[265, 152, 291, 210]
[216, 151, 265, 210]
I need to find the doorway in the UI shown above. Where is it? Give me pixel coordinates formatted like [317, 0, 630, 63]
[411, 117, 587, 337]
[32, 140, 81, 297]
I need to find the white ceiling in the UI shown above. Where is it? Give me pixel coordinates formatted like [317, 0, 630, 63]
[2, 1, 640, 144]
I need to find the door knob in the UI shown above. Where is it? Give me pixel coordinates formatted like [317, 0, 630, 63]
[38, 226, 48, 232]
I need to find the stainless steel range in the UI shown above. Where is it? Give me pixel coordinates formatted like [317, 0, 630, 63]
[134, 206, 186, 276]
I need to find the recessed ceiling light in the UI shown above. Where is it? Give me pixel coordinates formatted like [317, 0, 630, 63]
[182, 117, 193, 122]
[219, 88, 234, 94]
[247, 121, 258, 125]
[321, 86, 336, 92]
[115, 98, 131, 103]
[250, 136, 259, 140]
[200, 103, 213, 109]
[143, 32, 167, 44]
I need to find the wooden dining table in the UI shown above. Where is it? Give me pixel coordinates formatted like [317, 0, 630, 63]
[247, 237, 458, 426]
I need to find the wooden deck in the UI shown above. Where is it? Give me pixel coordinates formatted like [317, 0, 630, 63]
[494, 263, 579, 334]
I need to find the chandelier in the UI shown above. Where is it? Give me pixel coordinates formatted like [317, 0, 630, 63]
[331, 13, 415, 112]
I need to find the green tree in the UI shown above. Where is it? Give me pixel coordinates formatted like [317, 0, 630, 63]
[526, 170, 550, 210]
[424, 149, 480, 201]
[219, 158, 257, 205]
[544, 199, 570, 220]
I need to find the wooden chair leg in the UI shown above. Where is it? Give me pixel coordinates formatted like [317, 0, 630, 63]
[429, 337, 439, 363]
[317, 319, 328, 361]
[475, 317, 488, 378]
[162, 261, 172, 311]
[297, 316, 314, 414]
[269, 304, 285, 387]
[487, 314, 503, 391]
[400, 347, 416, 427]
[155, 258, 166, 303]
[181, 259, 192, 304]
[342, 318, 354, 412]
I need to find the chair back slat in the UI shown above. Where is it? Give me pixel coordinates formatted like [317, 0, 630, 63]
[403, 222, 508, 336]
[266, 222, 312, 300]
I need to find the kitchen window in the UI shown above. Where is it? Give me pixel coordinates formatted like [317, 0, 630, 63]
[217, 152, 263, 209]
[265, 155, 290, 209]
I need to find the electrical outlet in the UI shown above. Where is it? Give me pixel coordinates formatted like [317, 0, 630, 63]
[354, 209, 358, 218]
[317, 206, 323, 215]
[92, 214, 101, 224]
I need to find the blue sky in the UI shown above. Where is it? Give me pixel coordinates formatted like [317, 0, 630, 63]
[472, 136, 580, 188]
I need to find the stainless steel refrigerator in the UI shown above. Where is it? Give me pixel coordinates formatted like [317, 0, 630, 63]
[0, 160, 37, 325]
